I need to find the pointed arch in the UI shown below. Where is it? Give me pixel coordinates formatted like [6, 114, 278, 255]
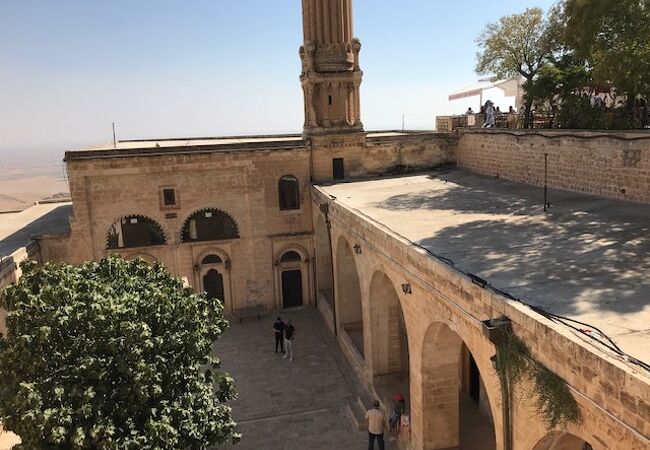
[180, 208, 240, 243]
[106, 214, 166, 249]
[420, 321, 497, 450]
[335, 236, 364, 357]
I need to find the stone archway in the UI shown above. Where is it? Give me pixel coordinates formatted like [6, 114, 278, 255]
[532, 431, 594, 450]
[315, 216, 333, 307]
[193, 249, 233, 315]
[335, 237, 364, 357]
[420, 321, 496, 450]
[368, 271, 409, 410]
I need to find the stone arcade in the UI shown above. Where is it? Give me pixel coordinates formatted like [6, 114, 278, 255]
[2, 1, 649, 449]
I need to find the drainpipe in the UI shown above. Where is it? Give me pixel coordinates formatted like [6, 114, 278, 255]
[320, 202, 337, 336]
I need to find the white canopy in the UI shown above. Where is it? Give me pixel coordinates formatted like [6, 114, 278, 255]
[449, 77, 523, 108]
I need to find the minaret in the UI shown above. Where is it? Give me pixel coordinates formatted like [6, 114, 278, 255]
[300, 0, 363, 137]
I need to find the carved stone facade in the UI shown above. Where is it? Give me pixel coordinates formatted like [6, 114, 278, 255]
[300, 0, 363, 136]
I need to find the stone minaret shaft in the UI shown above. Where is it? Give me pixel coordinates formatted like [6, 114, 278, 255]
[300, 0, 363, 136]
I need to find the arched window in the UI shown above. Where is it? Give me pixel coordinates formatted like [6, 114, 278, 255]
[201, 254, 223, 265]
[106, 215, 166, 249]
[278, 175, 300, 210]
[280, 251, 302, 262]
[181, 209, 239, 243]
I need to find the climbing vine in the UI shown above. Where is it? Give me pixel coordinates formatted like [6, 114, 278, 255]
[495, 330, 581, 448]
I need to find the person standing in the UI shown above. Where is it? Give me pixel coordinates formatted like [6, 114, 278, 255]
[283, 319, 295, 361]
[273, 317, 285, 353]
[365, 400, 386, 450]
[389, 393, 406, 436]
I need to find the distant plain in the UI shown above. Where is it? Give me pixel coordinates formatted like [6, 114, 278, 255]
[0, 149, 69, 213]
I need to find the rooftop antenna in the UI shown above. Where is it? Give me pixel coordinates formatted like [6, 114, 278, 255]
[112, 122, 117, 149]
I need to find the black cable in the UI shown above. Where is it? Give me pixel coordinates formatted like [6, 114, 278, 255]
[345, 204, 649, 372]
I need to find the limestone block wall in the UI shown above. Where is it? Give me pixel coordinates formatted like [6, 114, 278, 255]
[37, 233, 70, 263]
[456, 129, 650, 204]
[64, 147, 314, 315]
[313, 186, 650, 450]
[311, 132, 455, 183]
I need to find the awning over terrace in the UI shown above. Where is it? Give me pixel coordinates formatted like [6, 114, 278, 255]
[449, 77, 523, 108]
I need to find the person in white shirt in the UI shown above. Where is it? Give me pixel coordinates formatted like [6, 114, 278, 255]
[365, 400, 387, 450]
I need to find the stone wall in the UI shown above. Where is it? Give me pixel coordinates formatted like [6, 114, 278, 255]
[310, 132, 455, 183]
[64, 146, 315, 315]
[456, 129, 650, 203]
[60, 132, 455, 316]
[313, 185, 650, 450]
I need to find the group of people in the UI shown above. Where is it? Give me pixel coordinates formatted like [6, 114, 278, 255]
[465, 102, 516, 128]
[273, 317, 296, 361]
[364, 393, 408, 450]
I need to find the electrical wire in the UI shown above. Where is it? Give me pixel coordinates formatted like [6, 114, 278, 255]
[324, 195, 650, 374]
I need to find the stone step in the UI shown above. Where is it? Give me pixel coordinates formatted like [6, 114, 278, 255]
[345, 396, 368, 431]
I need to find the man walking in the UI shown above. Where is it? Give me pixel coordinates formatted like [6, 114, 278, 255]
[273, 317, 285, 353]
[365, 400, 386, 450]
[283, 319, 295, 361]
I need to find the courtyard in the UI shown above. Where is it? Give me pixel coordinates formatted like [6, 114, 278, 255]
[216, 307, 495, 450]
[215, 308, 384, 450]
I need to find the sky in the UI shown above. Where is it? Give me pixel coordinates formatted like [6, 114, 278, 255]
[0, 0, 556, 160]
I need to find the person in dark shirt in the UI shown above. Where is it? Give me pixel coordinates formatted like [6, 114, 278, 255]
[273, 317, 285, 353]
[283, 320, 295, 361]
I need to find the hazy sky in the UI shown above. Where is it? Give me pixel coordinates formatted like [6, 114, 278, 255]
[0, 0, 556, 158]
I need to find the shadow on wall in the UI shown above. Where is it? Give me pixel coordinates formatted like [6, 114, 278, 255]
[372, 171, 650, 316]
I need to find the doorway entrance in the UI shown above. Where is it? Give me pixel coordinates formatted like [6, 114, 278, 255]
[282, 269, 303, 308]
[203, 269, 224, 302]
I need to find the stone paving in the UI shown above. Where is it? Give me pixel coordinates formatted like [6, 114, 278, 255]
[215, 307, 395, 450]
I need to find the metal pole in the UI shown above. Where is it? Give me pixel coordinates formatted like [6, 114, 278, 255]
[543, 153, 548, 212]
[112, 122, 117, 149]
[402, 114, 405, 132]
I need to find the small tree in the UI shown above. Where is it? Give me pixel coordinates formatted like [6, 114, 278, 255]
[0, 256, 239, 449]
[476, 7, 560, 127]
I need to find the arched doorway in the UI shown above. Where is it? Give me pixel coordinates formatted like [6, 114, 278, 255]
[532, 432, 594, 450]
[203, 269, 224, 301]
[315, 216, 334, 307]
[275, 250, 311, 309]
[280, 251, 304, 309]
[420, 322, 496, 450]
[197, 253, 230, 309]
[369, 271, 409, 411]
[335, 237, 364, 357]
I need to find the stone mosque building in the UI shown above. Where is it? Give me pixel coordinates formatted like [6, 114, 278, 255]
[1, 1, 649, 449]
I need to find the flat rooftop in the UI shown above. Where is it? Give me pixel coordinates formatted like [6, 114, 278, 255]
[319, 169, 650, 364]
[64, 131, 440, 160]
[0, 203, 72, 257]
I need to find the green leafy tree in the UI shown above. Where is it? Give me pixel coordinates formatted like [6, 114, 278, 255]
[0, 256, 239, 449]
[476, 7, 561, 127]
[562, 0, 650, 104]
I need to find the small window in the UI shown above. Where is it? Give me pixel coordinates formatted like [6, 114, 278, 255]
[333, 158, 344, 180]
[328, 95, 333, 106]
[278, 175, 300, 210]
[201, 254, 223, 265]
[280, 251, 302, 262]
[162, 188, 176, 206]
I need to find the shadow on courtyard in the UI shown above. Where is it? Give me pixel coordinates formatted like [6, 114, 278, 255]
[372, 170, 650, 317]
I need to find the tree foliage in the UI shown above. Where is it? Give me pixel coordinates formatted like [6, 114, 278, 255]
[563, 0, 650, 99]
[476, 7, 560, 125]
[0, 256, 239, 449]
[476, 7, 559, 81]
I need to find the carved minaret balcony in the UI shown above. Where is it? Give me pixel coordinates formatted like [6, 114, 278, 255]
[300, 0, 364, 137]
